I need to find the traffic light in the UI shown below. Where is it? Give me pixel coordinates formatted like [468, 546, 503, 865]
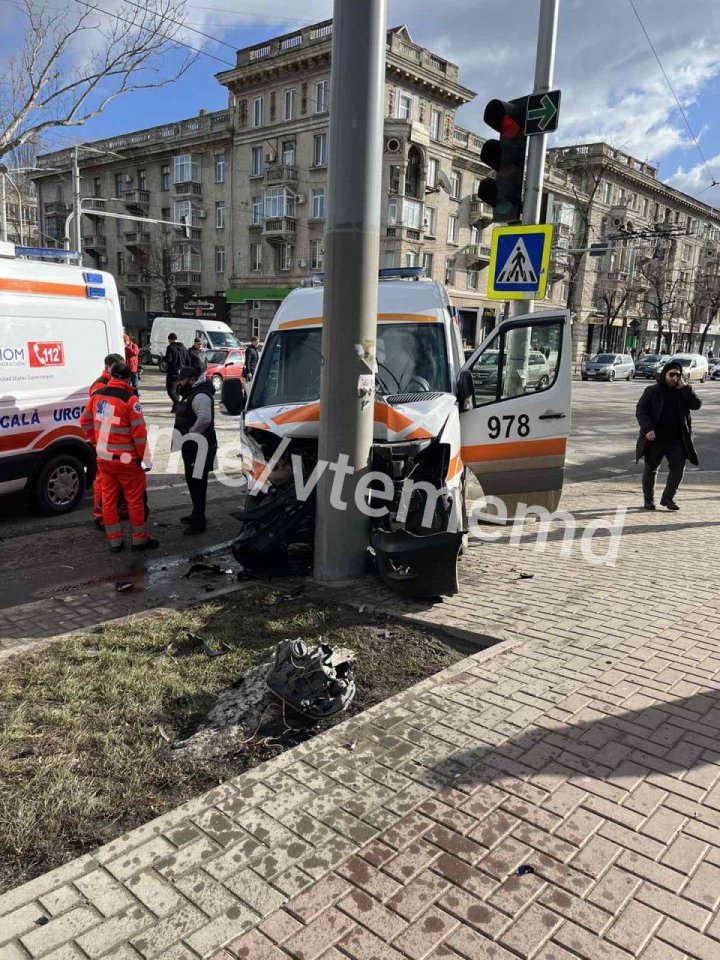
[476, 97, 528, 223]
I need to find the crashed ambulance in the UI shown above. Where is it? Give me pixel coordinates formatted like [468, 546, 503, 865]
[0, 242, 124, 513]
[233, 268, 571, 597]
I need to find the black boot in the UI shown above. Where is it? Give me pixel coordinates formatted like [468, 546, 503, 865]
[660, 495, 680, 511]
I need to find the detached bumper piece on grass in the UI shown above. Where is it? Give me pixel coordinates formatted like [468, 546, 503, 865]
[266, 638, 355, 720]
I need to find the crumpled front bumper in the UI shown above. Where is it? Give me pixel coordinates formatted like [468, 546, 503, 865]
[370, 525, 463, 599]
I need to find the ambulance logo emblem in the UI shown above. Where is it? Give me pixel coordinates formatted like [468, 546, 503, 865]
[96, 400, 113, 420]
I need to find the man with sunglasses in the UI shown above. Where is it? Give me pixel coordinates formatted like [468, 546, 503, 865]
[636, 359, 702, 511]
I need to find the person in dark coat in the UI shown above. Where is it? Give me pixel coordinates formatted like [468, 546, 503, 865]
[174, 366, 217, 534]
[165, 334, 189, 412]
[635, 358, 702, 511]
[188, 338, 206, 375]
[243, 336, 260, 380]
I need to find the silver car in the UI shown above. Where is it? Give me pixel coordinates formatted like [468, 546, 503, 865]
[581, 353, 635, 382]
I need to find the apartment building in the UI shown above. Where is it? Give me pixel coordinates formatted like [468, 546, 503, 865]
[0, 177, 39, 247]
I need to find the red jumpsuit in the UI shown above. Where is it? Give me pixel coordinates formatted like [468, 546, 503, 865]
[81, 379, 150, 548]
[80, 370, 111, 520]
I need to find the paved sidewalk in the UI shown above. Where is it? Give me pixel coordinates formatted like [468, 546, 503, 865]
[1, 478, 720, 960]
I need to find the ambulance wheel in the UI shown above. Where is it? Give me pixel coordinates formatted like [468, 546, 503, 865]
[32, 454, 85, 515]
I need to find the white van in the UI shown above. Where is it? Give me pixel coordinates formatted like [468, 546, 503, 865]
[149, 316, 239, 370]
[669, 353, 709, 382]
[233, 269, 572, 598]
[0, 242, 124, 513]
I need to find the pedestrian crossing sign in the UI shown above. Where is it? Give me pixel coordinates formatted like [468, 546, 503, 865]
[487, 224, 554, 300]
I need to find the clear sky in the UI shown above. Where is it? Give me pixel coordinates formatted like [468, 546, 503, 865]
[4, 0, 720, 205]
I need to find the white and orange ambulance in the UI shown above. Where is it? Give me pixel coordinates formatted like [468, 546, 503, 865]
[0, 242, 124, 513]
[234, 267, 572, 597]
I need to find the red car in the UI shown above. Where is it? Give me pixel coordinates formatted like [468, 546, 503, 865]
[205, 347, 246, 390]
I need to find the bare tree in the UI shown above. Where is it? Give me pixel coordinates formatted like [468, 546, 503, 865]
[639, 248, 686, 353]
[0, 0, 195, 160]
[595, 274, 633, 351]
[692, 270, 720, 353]
[562, 163, 606, 319]
[141, 230, 181, 312]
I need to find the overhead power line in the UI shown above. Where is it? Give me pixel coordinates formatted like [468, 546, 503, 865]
[627, 0, 719, 189]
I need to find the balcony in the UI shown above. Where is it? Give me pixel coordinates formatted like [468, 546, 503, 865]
[83, 234, 106, 252]
[263, 216, 297, 242]
[124, 230, 151, 250]
[173, 181, 202, 197]
[549, 250, 570, 279]
[126, 271, 152, 288]
[173, 271, 202, 289]
[43, 201, 71, 216]
[465, 243, 491, 264]
[85, 198, 107, 215]
[124, 189, 150, 212]
[470, 199, 492, 224]
[264, 165, 298, 185]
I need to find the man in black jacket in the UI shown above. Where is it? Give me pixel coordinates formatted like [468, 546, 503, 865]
[636, 358, 702, 511]
[243, 336, 259, 380]
[174, 366, 217, 534]
[164, 334, 189, 412]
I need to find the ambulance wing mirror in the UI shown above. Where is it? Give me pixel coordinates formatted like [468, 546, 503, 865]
[457, 369, 473, 405]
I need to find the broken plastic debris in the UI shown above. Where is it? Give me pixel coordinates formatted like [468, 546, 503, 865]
[518, 572, 534, 580]
[185, 561, 225, 578]
[517, 865, 535, 876]
[115, 582, 134, 593]
[35, 917, 49, 926]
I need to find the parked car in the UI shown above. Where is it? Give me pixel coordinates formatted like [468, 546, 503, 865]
[581, 353, 635, 381]
[635, 353, 665, 379]
[669, 353, 709, 382]
[711, 362, 720, 380]
[471, 349, 552, 395]
[206, 347, 246, 390]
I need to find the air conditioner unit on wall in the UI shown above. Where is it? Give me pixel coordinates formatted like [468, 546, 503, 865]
[297, 258, 307, 267]
[198, 210, 207, 219]
[294, 194, 306, 204]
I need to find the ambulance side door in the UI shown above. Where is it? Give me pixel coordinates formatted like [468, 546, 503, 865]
[458, 310, 571, 513]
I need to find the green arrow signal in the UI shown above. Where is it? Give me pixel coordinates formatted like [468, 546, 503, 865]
[527, 94, 557, 131]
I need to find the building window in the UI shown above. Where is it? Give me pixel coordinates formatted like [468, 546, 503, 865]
[215, 246, 225, 273]
[425, 206, 436, 236]
[422, 252, 433, 276]
[470, 224, 480, 244]
[450, 170, 461, 200]
[173, 154, 200, 184]
[389, 164, 401, 194]
[445, 258, 455, 284]
[430, 109, 442, 140]
[602, 181, 611, 204]
[282, 140, 295, 166]
[93, 178, 102, 198]
[310, 239, 324, 270]
[251, 145, 264, 177]
[115, 174, 123, 198]
[398, 94, 412, 121]
[251, 316, 261, 338]
[250, 243, 262, 272]
[427, 158, 438, 188]
[161, 207, 170, 232]
[384, 251, 396, 268]
[405, 250, 418, 267]
[215, 201, 225, 229]
[279, 243, 293, 271]
[313, 133, 328, 167]
[173, 199, 199, 228]
[387, 196, 398, 226]
[284, 89, 295, 121]
[252, 195, 263, 224]
[447, 215, 458, 243]
[117, 252, 125, 276]
[467, 270, 479, 290]
[311, 187, 325, 220]
[138, 169, 147, 191]
[161, 165, 170, 191]
[215, 153, 226, 183]
[404, 198, 422, 230]
[253, 96, 264, 127]
[315, 79, 329, 113]
[264, 187, 295, 219]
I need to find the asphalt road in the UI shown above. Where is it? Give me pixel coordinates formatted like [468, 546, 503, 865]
[1, 371, 718, 609]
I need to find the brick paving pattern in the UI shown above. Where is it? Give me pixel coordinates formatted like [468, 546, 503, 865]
[1, 477, 719, 959]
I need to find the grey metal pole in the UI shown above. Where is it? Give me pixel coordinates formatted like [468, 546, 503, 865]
[72, 147, 82, 254]
[512, 0, 559, 317]
[0, 175, 7, 242]
[314, 0, 387, 581]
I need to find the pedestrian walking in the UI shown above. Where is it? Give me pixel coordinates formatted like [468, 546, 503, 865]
[636, 358, 702, 511]
[243, 335, 260, 381]
[82, 362, 159, 552]
[81, 352, 124, 529]
[164, 333, 189, 412]
[123, 333, 140, 393]
[188, 338, 206, 375]
[174, 366, 217, 535]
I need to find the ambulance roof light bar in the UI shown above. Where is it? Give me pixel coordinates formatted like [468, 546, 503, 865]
[302, 266, 428, 287]
[12, 244, 82, 262]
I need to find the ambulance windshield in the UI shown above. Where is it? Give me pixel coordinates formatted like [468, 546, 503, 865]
[249, 322, 449, 410]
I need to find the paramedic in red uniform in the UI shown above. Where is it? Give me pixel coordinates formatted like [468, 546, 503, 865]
[124, 333, 140, 394]
[81, 353, 124, 529]
[83, 362, 158, 553]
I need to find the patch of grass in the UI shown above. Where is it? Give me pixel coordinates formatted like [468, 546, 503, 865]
[0, 585, 470, 893]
